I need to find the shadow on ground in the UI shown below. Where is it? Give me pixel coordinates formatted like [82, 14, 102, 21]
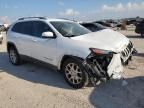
[1, 52, 144, 108]
[134, 53, 144, 57]
[89, 76, 144, 108]
[0, 52, 72, 89]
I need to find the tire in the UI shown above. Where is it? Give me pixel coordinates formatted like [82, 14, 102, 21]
[141, 33, 144, 37]
[8, 46, 21, 65]
[62, 58, 89, 89]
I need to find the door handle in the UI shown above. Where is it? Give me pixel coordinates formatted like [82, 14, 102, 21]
[14, 36, 18, 38]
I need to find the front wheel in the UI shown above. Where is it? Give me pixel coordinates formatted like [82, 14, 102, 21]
[62, 58, 89, 89]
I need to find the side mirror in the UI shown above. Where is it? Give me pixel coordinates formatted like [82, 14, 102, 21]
[42, 31, 54, 38]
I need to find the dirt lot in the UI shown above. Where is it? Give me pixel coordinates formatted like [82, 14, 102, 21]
[0, 31, 144, 108]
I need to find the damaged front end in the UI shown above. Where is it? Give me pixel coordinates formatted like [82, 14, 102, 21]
[83, 42, 136, 86]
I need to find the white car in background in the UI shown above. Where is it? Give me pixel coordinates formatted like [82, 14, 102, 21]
[7, 17, 136, 88]
[0, 24, 7, 44]
[0, 32, 3, 44]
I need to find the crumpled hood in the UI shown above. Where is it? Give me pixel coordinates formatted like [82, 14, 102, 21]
[71, 29, 129, 52]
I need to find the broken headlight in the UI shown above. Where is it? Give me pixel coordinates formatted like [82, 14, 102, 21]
[89, 48, 115, 55]
[88, 48, 116, 71]
[83, 48, 116, 85]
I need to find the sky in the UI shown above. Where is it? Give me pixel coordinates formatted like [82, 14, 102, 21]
[0, 0, 144, 23]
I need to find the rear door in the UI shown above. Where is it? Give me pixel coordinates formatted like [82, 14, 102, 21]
[11, 21, 33, 57]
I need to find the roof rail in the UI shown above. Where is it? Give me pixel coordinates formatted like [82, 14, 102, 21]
[18, 17, 47, 20]
[58, 18, 78, 22]
[58, 18, 71, 20]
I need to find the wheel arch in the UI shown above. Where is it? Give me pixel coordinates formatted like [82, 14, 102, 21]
[7, 42, 17, 52]
[58, 55, 84, 71]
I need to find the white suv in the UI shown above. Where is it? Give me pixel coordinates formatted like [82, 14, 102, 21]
[7, 17, 136, 88]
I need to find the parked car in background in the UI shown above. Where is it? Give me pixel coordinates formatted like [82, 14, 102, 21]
[0, 32, 3, 44]
[135, 20, 144, 37]
[94, 21, 112, 27]
[7, 17, 136, 88]
[126, 19, 137, 25]
[105, 19, 122, 28]
[81, 22, 106, 32]
[123, 17, 144, 26]
[0, 25, 7, 32]
[0, 25, 5, 44]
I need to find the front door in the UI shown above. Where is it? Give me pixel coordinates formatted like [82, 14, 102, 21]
[30, 21, 57, 65]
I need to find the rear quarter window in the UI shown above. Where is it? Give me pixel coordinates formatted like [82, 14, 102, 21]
[12, 23, 21, 33]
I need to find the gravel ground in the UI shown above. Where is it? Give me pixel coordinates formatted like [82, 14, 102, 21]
[0, 31, 144, 108]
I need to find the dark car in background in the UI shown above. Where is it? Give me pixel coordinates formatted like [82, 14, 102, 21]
[106, 19, 122, 28]
[81, 23, 106, 32]
[126, 19, 137, 25]
[94, 21, 112, 27]
[123, 17, 144, 26]
[135, 20, 144, 37]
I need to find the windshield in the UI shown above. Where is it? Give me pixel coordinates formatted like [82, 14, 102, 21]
[50, 21, 91, 37]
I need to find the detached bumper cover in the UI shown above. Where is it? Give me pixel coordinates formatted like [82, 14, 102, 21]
[107, 54, 123, 77]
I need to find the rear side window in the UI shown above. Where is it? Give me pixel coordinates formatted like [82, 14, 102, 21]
[12, 22, 33, 35]
[12, 23, 21, 33]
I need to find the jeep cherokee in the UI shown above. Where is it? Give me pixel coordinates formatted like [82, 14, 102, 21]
[7, 17, 136, 88]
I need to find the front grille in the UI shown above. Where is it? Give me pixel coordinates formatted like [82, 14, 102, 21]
[121, 42, 133, 62]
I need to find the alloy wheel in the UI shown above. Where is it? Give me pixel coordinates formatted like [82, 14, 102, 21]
[65, 63, 83, 84]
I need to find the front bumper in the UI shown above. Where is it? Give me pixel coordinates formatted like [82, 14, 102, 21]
[83, 42, 136, 86]
[107, 54, 123, 78]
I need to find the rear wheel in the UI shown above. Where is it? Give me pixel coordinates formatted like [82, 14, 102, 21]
[8, 46, 21, 65]
[62, 58, 89, 89]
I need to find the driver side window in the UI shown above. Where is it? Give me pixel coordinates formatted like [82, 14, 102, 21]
[32, 21, 53, 38]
